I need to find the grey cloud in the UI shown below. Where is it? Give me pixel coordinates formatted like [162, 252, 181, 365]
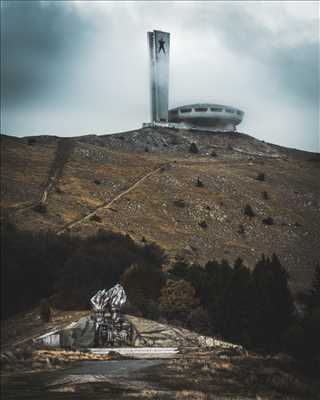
[273, 43, 319, 103]
[1, 1, 92, 106]
[181, 4, 319, 105]
[0, 1, 319, 152]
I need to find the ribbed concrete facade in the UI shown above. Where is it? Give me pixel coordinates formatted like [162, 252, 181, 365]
[169, 103, 244, 131]
[148, 30, 170, 123]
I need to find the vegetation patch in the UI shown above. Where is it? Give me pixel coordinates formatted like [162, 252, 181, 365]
[263, 217, 274, 225]
[173, 199, 187, 208]
[32, 203, 47, 214]
[189, 142, 199, 154]
[196, 177, 204, 188]
[244, 204, 255, 218]
[256, 172, 266, 181]
[90, 214, 102, 223]
[238, 224, 245, 235]
[199, 220, 208, 229]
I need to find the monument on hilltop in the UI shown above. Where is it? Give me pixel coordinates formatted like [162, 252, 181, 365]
[144, 29, 244, 132]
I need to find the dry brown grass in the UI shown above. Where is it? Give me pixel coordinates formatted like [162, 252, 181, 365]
[1, 131, 319, 291]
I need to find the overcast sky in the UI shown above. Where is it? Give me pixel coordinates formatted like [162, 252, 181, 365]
[1, 1, 319, 152]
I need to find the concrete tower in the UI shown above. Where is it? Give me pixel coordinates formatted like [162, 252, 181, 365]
[148, 30, 170, 123]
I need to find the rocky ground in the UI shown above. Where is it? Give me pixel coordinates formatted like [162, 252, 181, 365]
[1, 344, 319, 399]
[1, 128, 319, 292]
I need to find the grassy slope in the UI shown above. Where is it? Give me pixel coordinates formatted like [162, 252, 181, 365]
[1, 129, 319, 292]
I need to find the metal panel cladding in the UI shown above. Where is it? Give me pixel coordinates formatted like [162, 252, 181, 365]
[148, 30, 170, 122]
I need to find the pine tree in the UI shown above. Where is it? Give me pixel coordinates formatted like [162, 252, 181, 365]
[250, 254, 294, 351]
[169, 260, 189, 279]
[204, 259, 234, 334]
[222, 258, 252, 345]
[305, 262, 320, 313]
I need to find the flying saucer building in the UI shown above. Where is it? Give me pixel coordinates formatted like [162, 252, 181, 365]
[146, 30, 244, 131]
[169, 103, 244, 131]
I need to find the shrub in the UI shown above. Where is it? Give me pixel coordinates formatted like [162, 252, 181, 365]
[262, 217, 274, 225]
[256, 173, 265, 181]
[189, 142, 199, 154]
[27, 138, 36, 145]
[160, 279, 199, 321]
[90, 214, 102, 223]
[244, 204, 255, 218]
[199, 220, 208, 228]
[173, 199, 187, 208]
[262, 191, 269, 200]
[94, 179, 101, 185]
[33, 203, 47, 214]
[55, 187, 64, 194]
[171, 136, 179, 145]
[196, 177, 204, 187]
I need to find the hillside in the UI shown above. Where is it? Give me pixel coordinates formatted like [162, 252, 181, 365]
[1, 127, 319, 292]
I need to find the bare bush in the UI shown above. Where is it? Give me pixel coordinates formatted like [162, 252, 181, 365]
[189, 142, 199, 154]
[244, 204, 255, 218]
[256, 173, 265, 181]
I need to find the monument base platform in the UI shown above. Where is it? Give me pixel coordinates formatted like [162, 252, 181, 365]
[88, 347, 179, 359]
[142, 121, 236, 133]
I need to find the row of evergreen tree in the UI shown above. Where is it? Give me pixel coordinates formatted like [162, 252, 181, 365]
[1, 221, 319, 368]
[166, 256, 294, 351]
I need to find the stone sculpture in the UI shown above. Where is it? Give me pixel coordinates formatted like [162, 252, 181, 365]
[90, 284, 131, 347]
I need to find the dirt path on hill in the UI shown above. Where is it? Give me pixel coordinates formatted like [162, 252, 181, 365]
[7, 201, 36, 214]
[7, 139, 75, 216]
[39, 139, 75, 206]
[56, 163, 168, 235]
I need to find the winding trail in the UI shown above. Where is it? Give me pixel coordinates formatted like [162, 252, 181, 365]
[6, 201, 36, 214]
[56, 163, 168, 235]
[39, 139, 75, 206]
[7, 139, 75, 216]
